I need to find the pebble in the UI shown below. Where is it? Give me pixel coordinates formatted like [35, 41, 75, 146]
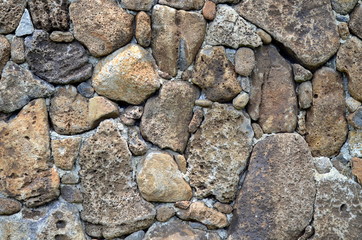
[235, 47, 256, 76]
[202, 1, 217, 20]
[49, 31, 74, 42]
[232, 91, 250, 110]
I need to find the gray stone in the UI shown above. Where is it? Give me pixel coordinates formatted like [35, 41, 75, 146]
[61, 185, 83, 203]
[331, 0, 358, 14]
[0, 35, 10, 74]
[313, 157, 333, 174]
[159, 0, 205, 10]
[128, 126, 148, 156]
[252, 122, 263, 139]
[188, 108, 204, 133]
[10, 36, 25, 64]
[156, 206, 176, 222]
[15, 9, 34, 37]
[122, 0, 155, 11]
[61, 172, 79, 185]
[297, 110, 307, 136]
[77, 81, 94, 98]
[297, 81, 313, 109]
[348, 107, 362, 129]
[235, 47, 255, 76]
[125, 230, 146, 240]
[349, 4, 362, 39]
[292, 64, 313, 83]
[349, 130, 362, 158]
[0, 0, 26, 34]
[121, 106, 144, 126]
[346, 97, 361, 112]
[0, 198, 22, 215]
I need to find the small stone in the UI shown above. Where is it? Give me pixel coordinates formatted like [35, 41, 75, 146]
[338, 22, 350, 40]
[177, 202, 229, 229]
[181, 69, 193, 81]
[61, 185, 83, 203]
[352, 157, 362, 184]
[297, 110, 307, 135]
[232, 92, 249, 110]
[125, 230, 146, 240]
[0, 198, 22, 215]
[128, 126, 148, 156]
[298, 226, 315, 240]
[202, 1, 216, 20]
[297, 81, 313, 109]
[88, 96, 120, 128]
[174, 201, 191, 210]
[252, 123, 263, 139]
[313, 157, 333, 174]
[174, 154, 187, 173]
[61, 172, 79, 185]
[156, 206, 176, 222]
[292, 64, 313, 82]
[121, 0, 155, 11]
[331, 0, 358, 15]
[49, 31, 74, 43]
[122, 106, 144, 122]
[135, 12, 152, 48]
[10, 36, 25, 64]
[15, 9, 34, 37]
[235, 47, 255, 76]
[349, 131, 362, 157]
[214, 202, 233, 214]
[137, 152, 193, 202]
[0, 35, 10, 73]
[77, 81, 94, 98]
[348, 107, 362, 129]
[195, 99, 213, 108]
[159, 0, 205, 10]
[256, 29, 272, 44]
[0, 0, 26, 34]
[51, 137, 82, 170]
[346, 97, 361, 112]
[239, 76, 251, 93]
[349, 4, 362, 39]
[188, 108, 204, 133]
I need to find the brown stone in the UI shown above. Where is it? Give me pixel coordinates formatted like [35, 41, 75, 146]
[159, 0, 205, 10]
[61, 185, 83, 203]
[174, 201, 191, 210]
[51, 137, 82, 170]
[349, 4, 362, 39]
[70, 0, 134, 57]
[188, 108, 204, 133]
[0, 99, 60, 207]
[306, 67, 347, 157]
[0, 0, 26, 34]
[202, 1, 216, 20]
[156, 206, 176, 222]
[235, 47, 255, 76]
[247, 45, 297, 133]
[252, 122, 263, 139]
[338, 22, 350, 40]
[49, 31, 74, 43]
[136, 12, 152, 48]
[0, 35, 10, 74]
[10, 36, 25, 64]
[292, 64, 313, 83]
[297, 81, 313, 109]
[0, 198, 22, 215]
[352, 157, 362, 184]
[213, 202, 233, 214]
[88, 96, 120, 128]
[229, 133, 316, 240]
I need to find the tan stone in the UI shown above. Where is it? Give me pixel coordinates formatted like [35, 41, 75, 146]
[235, 47, 255, 76]
[0, 35, 10, 74]
[159, 0, 205, 10]
[174, 154, 187, 173]
[352, 157, 362, 184]
[349, 4, 362, 39]
[52, 137, 82, 170]
[214, 202, 233, 214]
[156, 206, 176, 222]
[256, 29, 272, 44]
[202, 1, 216, 20]
[252, 122, 263, 139]
[0, 198, 22, 215]
[174, 201, 191, 210]
[128, 126, 148, 156]
[297, 81, 313, 109]
[122, 0, 154, 11]
[49, 31, 74, 42]
[346, 97, 361, 112]
[292, 64, 313, 83]
[232, 92, 249, 110]
[88, 96, 119, 128]
[136, 12, 152, 48]
[338, 22, 350, 40]
[349, 130, 362, 158]
[195, 99, 213, 108]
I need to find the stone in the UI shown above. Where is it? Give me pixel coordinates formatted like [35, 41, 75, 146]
[61, 172, 79, 185]
[311, 169, 362, 239]
[229, 133, 316, 240]
[247, 45, 297, 133]
[79, 120, 156, 239]
[77, 81, 94, 98]
[297, 111, 307, 135]
[10, 36, 25, 64]
[0, 61, 54, 113]
[177, 202, 228, 229]
[313, 157, 333, 174]
[349, 4, 362, 39]
[152, 5, 206, 76]
[0, 0, 26, 34]
[346, 97, 361, 112]
[141, 81, 199, 152]
[0, 198, 22, 215]
[297, 81, 313, 109]
[0, 219, 31, 240]
[331, 0, 358, 14]
[92, 44, 160, 105]
[252, 122, 263, 139]
[348, 107, 362, 129]
[174, 154, 187, 173]
[128, 126, 148, 156]
[137, 152, 192, 202]
[125, 230, 146, 240]
[187, 103, 253, 202]
[70, 0, 133, 57]
[188, 108, 204, 133]
[159, 0, 205, 10]
[15, 9, 34, 37]
[28, 0, 69, 31]
[232, 92, 249, 110]
[235, 47, 255, 76]
[0, 99, 60, 207]
[25, 30, 93, 84]
[338, 22, 350, 40]
[88, 96, 120, 128]
[0, 35, 10, 74]
[236, 0, 340, 68]
[51, 137, 82, 170]
[195, 99, 213, 108]
[256, 29, 272, 44]
[121, 106, 144, 126]
[192, 46, 241, 102]
[306, 67, 347, 157]
[156, 206, 176, 222]
[352, 157, 362, 184]
[135, 12, 152, 48]
[214, 202, 233, 214]
[49, 31, 74, 43]
[61, 185, 83, 203]
[349, 131, 362, 157]
[213, 0, 240, 2]
[206, 5, 262, 49]
[292, 64, 313, 83]
[298, 226, 315, 240]
[121, 0, 155, 11]
[202, 1, 216, 20]
[239, 76, 251, 93]
[174, 201, 191, 210]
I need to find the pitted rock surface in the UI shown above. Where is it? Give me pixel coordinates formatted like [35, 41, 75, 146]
[0, 0, 26, 34]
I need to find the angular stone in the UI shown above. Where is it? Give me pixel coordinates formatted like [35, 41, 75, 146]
[188, 108, 204, 133]
[229, 134, 316, 240]
[0, 99, 60, 207]
[203, 1, 216, 20]
[159, 0, 205, 10]
[135, 12, 152, 48]
[306, 67, 347, 157]
[70, 0, 133, 57]
[122, 0, 155, 11]
[137, 152, 192, 202]
[0, 198, 22, 215]
[15, 9, 34, 37]
[25, 30, 93, 84]
[252, 122, 263, 139]
[61, 185, 83, 203]
[192, 46, 241, 102]
[49, 31, 74, 43]
[186, 103, 253, 202]
[206, 5, 262, 49]
[313, 157, 333, 174]
[128, 126, 148, 156]
[51, 137, 82, 170]
[236, 0, 340, 68]
[174, 201, 191, 210]
[0, 35, 10, 74]
[331, 0, 358, 14]
[141, 81, 199, 152]
[121, 106, 144, 126]
[352, 157, 362, 184]
[79, 120, 156, 239]
[247, 45, 297, 133]
[349, 4, 362, 39]
[297, 81, 313, 109]
[349, 130, 362, 157]
[292, 64, 313, 83]
[92, 44, 160, 105]
[232, 92, 249, 110]
[156, 206, 176, 222]
[0, 61, 54, 113]
[0, 0, 26, 34]
[214, 202, 233, 214]
[348, 107, 362, 129]
[88, 96, 120, 128]
[235, 47, 255, 76]
[10, 36, 25, 64]
[174, 155, 187, 173]
[125, 230, 146, 240]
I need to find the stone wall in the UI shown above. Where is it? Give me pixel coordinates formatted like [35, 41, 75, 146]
[0, 0, 362, 239]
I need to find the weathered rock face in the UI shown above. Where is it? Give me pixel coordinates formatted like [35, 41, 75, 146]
[0, 198, 22, 215]
[70, 0, 134, 57]
[352, 157, 362, 184]
[247, 45, 297, 133]
[92, 44, 160, 105]
[235, 0, 340, 68]
[192, 46, 242, 102]
[331, 0, 358, 14]
[206, 5, 262, 49]
[348, 107, 362, 129]
[0, 0, 26, 34]
[25, 30, 93, 84]
[297, 81, 313, 109]
[152, 5, 206, 76]
[141, 81, 199, 153]
[337, 37, 362, 101]
[0, 61, 54, 113]
[186, 103, 253, 202]
[122, 0, 155, 11]
[159, 0, 205, 10]
[137, 152, 192, 202]
[79, 120, 156, 239]
[135, 12, 152, 48]
[51, 137, 82, 170]
[49, 31, 74, 43]
[228, 134, 316, 240]
[306, 67, 347, 157]
[349, 4, 362, 39]
[0, 35, 10, 74]
[0, 99, 59, 207]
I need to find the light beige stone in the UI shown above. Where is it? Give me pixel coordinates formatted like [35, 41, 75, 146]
[88, 96, 120, 128]
[52, 137, 82, 170]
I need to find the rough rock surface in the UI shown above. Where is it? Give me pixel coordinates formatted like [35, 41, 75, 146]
[331, 0, 358, 14]
[0, 99, 60, 207]
[228, 134, 316, 240]
[247, 45, 297, 133]
[25, 30, 93, 84]
[0, 35, 10, 74]
[186, 103, 253, 202]
[136, 12, 152, 48]
[141, 81, 199, 153]
[235, 0, 340, 68]
[128, 127, 148, 156]
[306, 67, 347, 157]
[51, 137, 82, 170]
[159, 0, 205, 10]
[156, 206, 176, 222]
[0, 0, 26, 34]
[214, 202, 233, 214]
[79, 120, 156, 239]
[137, 152, 192, 202]
[349, 4, 362, 39]
[0, 61, 54, 113]
[188, 108, 204, 133]
[10, 36, 25, 64]
[292, 64, 313, 83]
[203, 1, 216, 20]
[206, 5, 262, 49]
[70, 0, 134, 57]
[92, 44, 160, 105]
[192, 46, 241, 102]
[348, 107, 362, 129]
[232, 92, 249, 110]
[122, 0, 155, 11]
[352, 157, 362, 184]
[0, 198, 22, 215]
[61, 185, 83, 203]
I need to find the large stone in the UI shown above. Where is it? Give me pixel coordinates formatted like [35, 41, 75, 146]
[92, 44, 160, 105]
[186, 103, 253, 202]
[192, 46, 242, 102]
[0, 35, 10, 74]
[79, 120, 156, 239]
[0, 0, 26, 34]
[141, 81, 199, 153]
[25, 30, 93, 84]
[236, 0, 340, 68]
[247, 45, 297, 133]
[228, 134, 316, 240]
[0, 99, 60, 207]
[306, 67, 347, 157]
[337, 37, 362, 101]
[0, 61, 54, 113]
[121, 0, 155, 11]
[349, 4, 362, 39]
[152, 5, 206, 76]
[206, 5, 262, 49]
[70, 0, 134, 57]
[137, 152, 192, 202]
[331, 0, 358, 14]
[15, 9, 34, 37]
[159, 0, 205, 10]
